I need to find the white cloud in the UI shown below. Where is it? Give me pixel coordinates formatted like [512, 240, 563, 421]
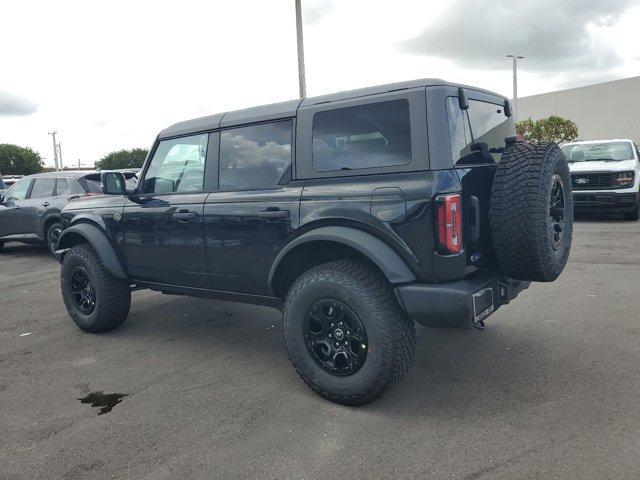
[0, 91, 38, 116]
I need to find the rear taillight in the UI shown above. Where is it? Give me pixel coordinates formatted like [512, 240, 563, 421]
[436, 194, 463, 254]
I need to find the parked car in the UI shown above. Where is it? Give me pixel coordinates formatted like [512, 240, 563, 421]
[561, 139, 640, 220]
[2, 175, 24, 188]
[56, 79, 573, 405]
[0, 170, 135, 255]
[0, 175, 6, 196]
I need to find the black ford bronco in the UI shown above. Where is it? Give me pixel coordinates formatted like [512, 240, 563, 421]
[57, 79, 573, 405]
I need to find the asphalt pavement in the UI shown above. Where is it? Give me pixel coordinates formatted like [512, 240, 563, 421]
[1, 214, 639, 479]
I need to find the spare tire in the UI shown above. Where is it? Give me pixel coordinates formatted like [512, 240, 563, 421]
[490, 142, 573, 282]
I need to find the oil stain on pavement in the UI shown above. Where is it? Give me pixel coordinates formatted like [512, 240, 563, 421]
[78, 391, 128, 415]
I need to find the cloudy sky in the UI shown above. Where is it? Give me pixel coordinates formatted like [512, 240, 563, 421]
[1, 0, 639, 167]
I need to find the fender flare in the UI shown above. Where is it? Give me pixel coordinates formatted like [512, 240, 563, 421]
[57, 223, 127, 279]
[268, 226, 416, 289]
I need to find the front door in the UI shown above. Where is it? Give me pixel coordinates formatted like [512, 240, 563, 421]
[0, 178, 33, 237]
[204, 120, 301, 296]
[123, 133, 211, 288]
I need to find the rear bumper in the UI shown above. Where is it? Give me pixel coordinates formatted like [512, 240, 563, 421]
[395, 272, 530, 328]
[573, 191, 638, 212]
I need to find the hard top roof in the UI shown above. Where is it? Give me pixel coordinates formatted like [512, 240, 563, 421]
[24, 170, 96, 179]
[159, 78, 507, 139]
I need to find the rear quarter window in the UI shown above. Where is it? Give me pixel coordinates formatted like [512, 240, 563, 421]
[312, 99, 412, 172]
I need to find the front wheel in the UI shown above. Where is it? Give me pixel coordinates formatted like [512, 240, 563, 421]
[61, 243, 131, 333]
[283, 260, 416, 405]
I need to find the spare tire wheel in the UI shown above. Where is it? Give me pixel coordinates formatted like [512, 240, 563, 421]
[490, 142, 573, 282]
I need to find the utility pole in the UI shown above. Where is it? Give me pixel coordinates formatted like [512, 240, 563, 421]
[295, 0, 306, 98]
[506, 55, 524, 122]
[57, 142, 63, 170]
[48, 131, 60, 171]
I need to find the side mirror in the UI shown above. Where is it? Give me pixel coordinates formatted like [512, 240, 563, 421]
[101, 171, 126, 195]
[458, 87, 469, 110]
[0, 193, 4, 203]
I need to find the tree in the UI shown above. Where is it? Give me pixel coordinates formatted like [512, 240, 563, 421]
[516, 116, 579, 144]
[95, 148, 148, 170]
[0, 144, 43, 175]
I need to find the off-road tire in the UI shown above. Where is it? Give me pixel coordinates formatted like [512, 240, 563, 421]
[491, 142, 573, 282]
[283, 260, 416, 405]
[46, 222, 63, 258]
[61, 243, 131, 333]
[625, 202, 640, 221]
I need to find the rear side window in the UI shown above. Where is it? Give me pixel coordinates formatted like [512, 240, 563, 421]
[446, 97, 515, 165]
[55, 178, 84, 196]
[30, 178, 55, 199]
[312, 100, 411, 172]
[219, 120, 292, 191]
[142, 133, 208, 194]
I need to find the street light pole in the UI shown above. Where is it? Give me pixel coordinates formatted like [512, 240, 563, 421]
[48, 131, 60, 171]
[506, 55, 524, 121]
[295, 0, 306, 98]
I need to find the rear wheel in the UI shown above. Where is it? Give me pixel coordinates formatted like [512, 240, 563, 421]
[283, 260, 416, 405]
[0, 241, 4, 253]
[61, 243, 131, 333]
[46, 222, 63, 257]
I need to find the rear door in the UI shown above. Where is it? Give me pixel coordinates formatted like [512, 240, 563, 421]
[122, 133, 211, 288]
[0, 178, 33, 237]
[444, 90, 515, 268]
[204, 119, 301, 296]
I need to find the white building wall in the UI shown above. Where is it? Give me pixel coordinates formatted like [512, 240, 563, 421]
[518, 76, 640, 144]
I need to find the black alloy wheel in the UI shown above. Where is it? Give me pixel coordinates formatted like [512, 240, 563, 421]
[71, 266, 96, 315]
[48, 224, 62, 254]
[549, 174, 566, 250]
[304, 299, 368, 376]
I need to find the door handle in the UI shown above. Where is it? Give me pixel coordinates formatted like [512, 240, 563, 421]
[257, 209, 290, 219]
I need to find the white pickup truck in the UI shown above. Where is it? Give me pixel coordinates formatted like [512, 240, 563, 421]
[561, 139, 640, 220]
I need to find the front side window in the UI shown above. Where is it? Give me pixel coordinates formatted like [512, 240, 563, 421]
[4, 178, 31, 201]
[219, 120, 292, 190]
[446, 97, 515, 165]
[30, 178, 56, 199]
[142, 133, 208, 194]
[312, 100, 411, 172]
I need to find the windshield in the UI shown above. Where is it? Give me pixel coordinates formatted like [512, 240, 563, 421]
[561, 142, 634, 162]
